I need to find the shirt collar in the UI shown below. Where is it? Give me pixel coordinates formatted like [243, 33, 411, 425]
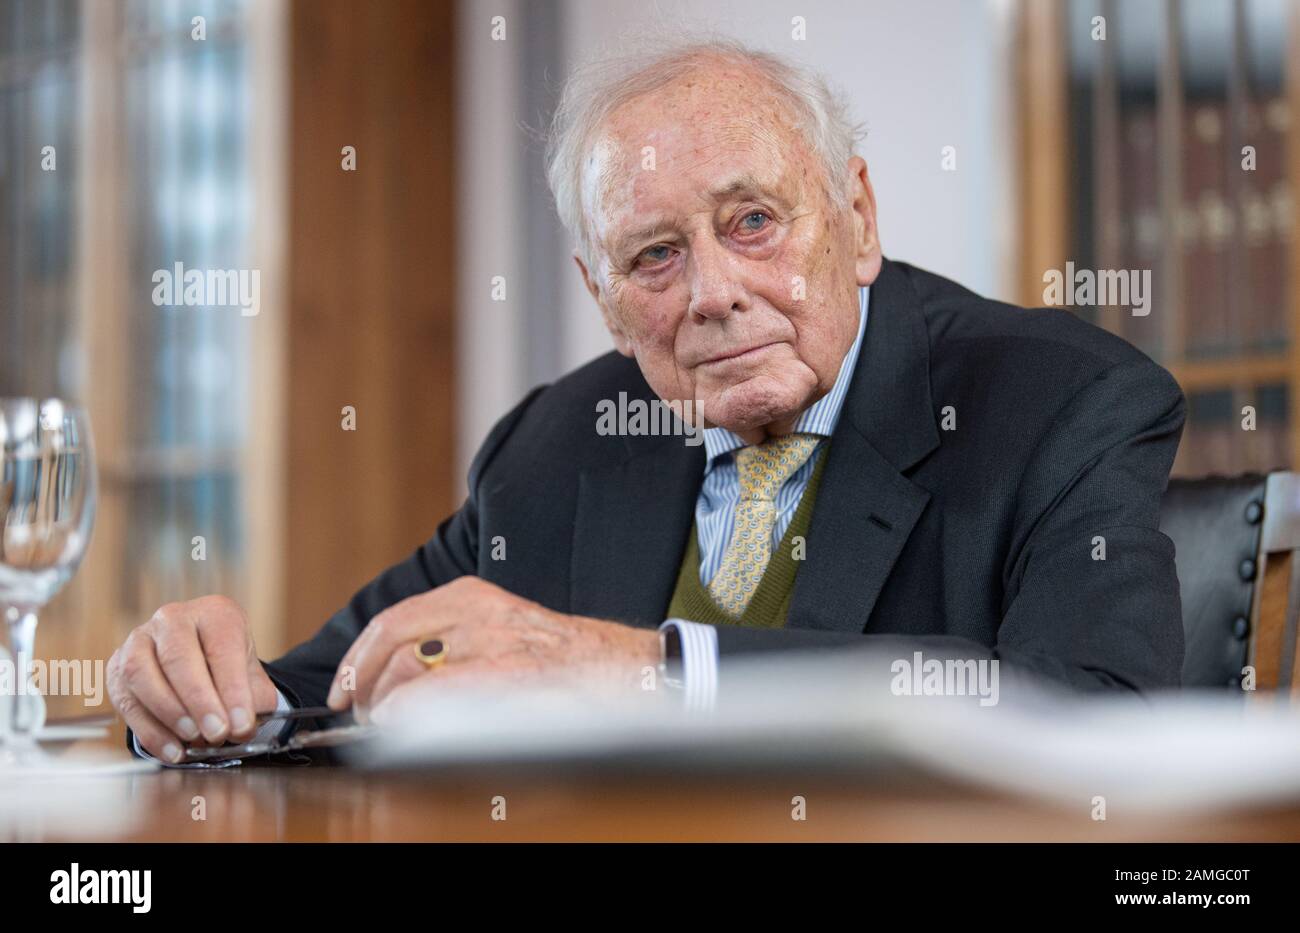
[701, 285, 871, 466]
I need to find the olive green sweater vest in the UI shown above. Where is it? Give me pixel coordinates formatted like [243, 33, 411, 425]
[666, 442, 830, 629]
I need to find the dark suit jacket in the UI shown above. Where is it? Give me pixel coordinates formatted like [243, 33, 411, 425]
[264, 258, 1187, 709]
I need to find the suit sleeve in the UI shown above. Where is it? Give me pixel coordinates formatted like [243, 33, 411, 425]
[259, 387, 547, 710]
[989, 357, 1186, 690]
[704, 358, 1187, 695]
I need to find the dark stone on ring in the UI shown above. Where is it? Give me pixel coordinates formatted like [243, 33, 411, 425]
[418, 639, 445, 659]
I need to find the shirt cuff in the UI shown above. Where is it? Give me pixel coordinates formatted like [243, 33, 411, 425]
[659, 619, 718, 712]
[131, 688, 293, 765]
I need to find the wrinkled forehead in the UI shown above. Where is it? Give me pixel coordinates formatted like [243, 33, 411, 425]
[581, 68, 822, 251]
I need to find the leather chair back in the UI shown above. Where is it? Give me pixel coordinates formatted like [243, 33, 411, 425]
[1159, 475, 1267, 688]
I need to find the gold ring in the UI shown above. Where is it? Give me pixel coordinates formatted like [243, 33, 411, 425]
[414, 638, 448, 669]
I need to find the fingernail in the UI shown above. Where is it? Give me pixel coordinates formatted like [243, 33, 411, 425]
[230, 707, 251, 732]
[162, 743, 183, 764]
[176, 717, 199, 741]
[201, 713, 227, 741]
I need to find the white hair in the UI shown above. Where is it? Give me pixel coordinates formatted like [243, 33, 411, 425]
[544, 35, 864, 276]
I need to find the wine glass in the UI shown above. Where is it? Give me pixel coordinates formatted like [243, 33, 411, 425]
[0, 399, 96, 767]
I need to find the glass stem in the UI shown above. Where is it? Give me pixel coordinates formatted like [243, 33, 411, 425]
[4, 606, 38, 738]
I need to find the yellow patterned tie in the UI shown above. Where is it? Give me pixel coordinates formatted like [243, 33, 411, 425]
[708, 433, 821, 618]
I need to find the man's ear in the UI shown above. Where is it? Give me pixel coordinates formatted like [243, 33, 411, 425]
[574, 253, 635, 357]
[846, 155, 883, 286]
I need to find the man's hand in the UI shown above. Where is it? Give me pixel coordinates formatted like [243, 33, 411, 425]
[106, 596, 280, 763]
[326, 576, 661, 722]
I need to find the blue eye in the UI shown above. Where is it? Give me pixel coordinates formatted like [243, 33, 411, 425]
[637, 245, 672, 265]
[741, 211, 769, 231]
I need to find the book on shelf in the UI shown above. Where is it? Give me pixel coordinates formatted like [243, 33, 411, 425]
[1119, 104, 1164, 362]
[1243, 97, 1290, 352]
[1182, 101, 1232, 359]
[1115, 95, 1290, 361]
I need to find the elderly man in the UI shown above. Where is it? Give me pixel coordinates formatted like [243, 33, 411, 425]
[110, 39, 1184, 763]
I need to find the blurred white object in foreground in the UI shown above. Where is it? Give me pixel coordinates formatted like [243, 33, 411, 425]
[0, 765, 155, 841]
[355, 649, 1300, 815]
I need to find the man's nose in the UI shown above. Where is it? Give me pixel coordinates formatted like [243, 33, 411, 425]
[686, 237, 747, 321]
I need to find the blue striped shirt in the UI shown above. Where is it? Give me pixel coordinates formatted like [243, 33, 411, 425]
[695, 286, 870, 585]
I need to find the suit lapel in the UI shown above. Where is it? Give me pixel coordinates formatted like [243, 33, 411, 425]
[789, 259, 941, 634]
[789, 429, 932, 633]
[570, 432, 704, 626]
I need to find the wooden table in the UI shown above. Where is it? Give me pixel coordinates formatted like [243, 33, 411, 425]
[20, 735, 1300, 842]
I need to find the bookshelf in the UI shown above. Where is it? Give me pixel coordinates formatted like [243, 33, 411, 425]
[1016, 0, 1300, 478]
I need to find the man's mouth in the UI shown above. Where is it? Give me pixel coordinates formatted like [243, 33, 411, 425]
[698, 341, 780, 366]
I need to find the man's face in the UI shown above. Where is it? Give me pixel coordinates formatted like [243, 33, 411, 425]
[577, 62, 881, 441]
